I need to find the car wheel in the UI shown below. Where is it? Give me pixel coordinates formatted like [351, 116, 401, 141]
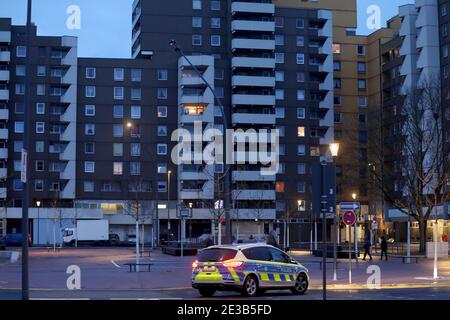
[291, 273, 308, 295]
[241, 275, 259, 297]
[198, 287, 216, 297]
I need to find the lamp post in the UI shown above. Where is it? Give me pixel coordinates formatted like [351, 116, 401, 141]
[167, 170, 172, 235]
[36, 201, 41, 245]
[329, 143, 339, 282]
[188, 202, 193, 240]
[352, 193, 358, 261]
[169, 40, 232, 244]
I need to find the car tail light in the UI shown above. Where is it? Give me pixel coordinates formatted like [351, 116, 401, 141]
[192, 260, 198, 269]
[223, 260, 243, 268]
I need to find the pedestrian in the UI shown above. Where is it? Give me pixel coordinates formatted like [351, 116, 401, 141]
[362, 236, 372, 260]
[267, 229, 278, 247]
[380, 235, 388, 260]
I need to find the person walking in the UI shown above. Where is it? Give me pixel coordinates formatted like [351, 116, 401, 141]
[380, 234, 388, 260]
[363, 236, 373, 260]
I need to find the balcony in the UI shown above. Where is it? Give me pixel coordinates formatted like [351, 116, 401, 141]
[180, 76, 205, 87]
[60, 180, 76, 199]
[0, 90, 9, 101]
[232, 189, 276, 201]
[232, 75, 275, 87]
[231, 2, 274, 15]
[232, 20, 275, 33]
[0, 70, 9, 82]
[232, 113, 276, 125]
[232, 38, 275, 51]
[232, 57, 275, 69]
[0, 51, 10, 62]
[232, 94, 275, 106]
[0, 168, 7, 179]
[234, 209, 276, 220]
[0, 109, 8, 120]
[180, 95, 212, 105]
[0, 148, 8, 159]
[180, 171, 209, 180]
[232, 170, 276, 182]
[0, 129, 8, 140]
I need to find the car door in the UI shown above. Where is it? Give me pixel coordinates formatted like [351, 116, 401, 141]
[268, 248, 297, 287]
[242, 247, 274, 287]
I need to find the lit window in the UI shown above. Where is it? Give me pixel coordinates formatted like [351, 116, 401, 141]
[275, 89, 284, 100]
[113, 162, 123, 175]
[158, 106, 168, 117]
[332, 43, 341, 54]
[297, 200, 306, 211]
[297, 127, 305, 137]
[276, 181, 285, 192]
[275, 35, 284, 46]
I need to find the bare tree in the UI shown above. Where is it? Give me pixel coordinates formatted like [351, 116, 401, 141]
[369, 76, 450, 253]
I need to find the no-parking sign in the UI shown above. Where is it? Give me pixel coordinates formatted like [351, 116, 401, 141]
[343, 211, 356, 226]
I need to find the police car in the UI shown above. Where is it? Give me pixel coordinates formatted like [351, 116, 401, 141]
[192, 243, 309, 297]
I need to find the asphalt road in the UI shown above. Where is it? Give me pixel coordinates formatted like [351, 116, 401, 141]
[1, 286, 450, 300]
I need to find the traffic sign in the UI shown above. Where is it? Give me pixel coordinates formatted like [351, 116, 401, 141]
[218, 217, 225, 225]
[339, 202, 361, 212]
[343, 211, 357, 226]
[178, 208, 192, 218]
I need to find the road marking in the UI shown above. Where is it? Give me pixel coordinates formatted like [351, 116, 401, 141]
[111, 260, 121, 268]
[109, 298, 182, 300]
[31, 298, 90, 300]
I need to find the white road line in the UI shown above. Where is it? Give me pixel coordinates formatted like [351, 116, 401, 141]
[111, 260, 121, 268]
[31, 298, 91, 300]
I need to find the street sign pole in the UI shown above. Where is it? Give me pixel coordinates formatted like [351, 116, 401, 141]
[348, 224, 352, 284]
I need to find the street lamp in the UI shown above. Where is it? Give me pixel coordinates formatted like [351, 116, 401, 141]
[36, 201, 41, 245]
[167, 170, 172, 234]
[328, 143, 339, 283]
[351, 193, 358, 262]
[188, 202, 193, 240]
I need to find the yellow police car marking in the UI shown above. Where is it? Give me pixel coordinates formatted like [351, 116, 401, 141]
[195, 271, 223, 281]
[284, 274, 292, 282]
[274, 273, 282, 282]
[260, 273, 269, 281]
[227, 268, 239, 282]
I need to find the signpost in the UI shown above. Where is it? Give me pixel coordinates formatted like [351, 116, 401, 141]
[340, 202, 360, 262]
[178, 207, 192, 257]
[342, 210, 356, 284]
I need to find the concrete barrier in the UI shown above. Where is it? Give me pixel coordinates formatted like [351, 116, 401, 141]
[0, 251, 19, 264]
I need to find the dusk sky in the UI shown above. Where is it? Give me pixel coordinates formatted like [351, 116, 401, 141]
[1, 0, 414, 58]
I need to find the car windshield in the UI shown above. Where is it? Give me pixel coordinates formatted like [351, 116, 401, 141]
[197, 248, 237, 262]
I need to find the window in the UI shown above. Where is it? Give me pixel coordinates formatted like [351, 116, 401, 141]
[242, 247, 272, 261]
[85, 142, 95, 154]
[36, 84, 45, 96]
[192, 17, 202, 28]
[37, 66, 46, 77]
[157, 144, 167, 155]
[297, 182, 306, 193]
[297, 90, 305, 101]
[158, 106, 168, 117]
[358, 62, 366, 73]
[86, 67, 96, 79]
[275, 35, 284, 46]
[85, 124, 95, 135]
[15, 122, 24, 133]
[36, 141, 44, 153]
[130, 162, 141, 175]
[332, 43, 341, 54]
[442, 4, 448, 16]
[85, 86, 96, 98]
[297, 144, 306, 156]
[13, 180, 23, 191]
[297, 126, 305, 137]
[211, 35, 221, 46]
[211, 0, 220, 10]
[113, 143, 123, 157]
[35, 180, 44, 192]
[85, 105, 95, 116]
[158, 69, 168, 81]
[358, 79, 366, 90]
[193, 0, 202, 10]
[131, 69, 142, 82]
[51, 68, 63, 78]
[113, 124, 124, 137]
[15, 84, 25, 95]
[50, 87, 62, 96]
[310, 146, 320, 157]
[359, 131, 367, 143]
[131, 88, 141, 100]
[113, 162, 123, 175]
[192, 34, 202, 46]
[275, 89, 284, 100]
[158, 181, 167, 193]
[276, 181, 285, 193]
[296, 18, 305, 28]
[334, 112, 342, 123]
[36, 103, 45, 114]
[275, 17, 284, 28]
[357, 45, 366, 56]
[36, 122, 45, 134]
[211, 17, 220, 28]
[358, 96, 367, 107]
[157, 164, 167, 174]
[16, 65, 25, 76]
[297, 200, 306, 211]
[84, 162, 95, 173]
[114, 68, 124, 81]
[296, 36, 304, 47]
[14, 102, 24, 114]
[297, 108, 305, 119]
[14, 141, 24, 152]
[16, 46, 26, 57]
[275, 53, 284, 64]
[114, 87, 124, 100]
[334, 61, 341, 71]
[84, 181, 94, 193]
[157, 125, 168, 137]
[297, 163, 306, 175]
[334, 78, 341, 89]
[296, 72, 305, 82]
[129, 105, 141, 119]
[359, 114, 367, 124]
[296, 53, 305, 65]
[275, 71, 284, 82]
[157, 88, 168, 99]
[275, 107, 285, 118]
[131, 143, 141, 156]
[113, 105, 124, 118]
[334, 96, 342, 105]
[35, 160, 44, 172]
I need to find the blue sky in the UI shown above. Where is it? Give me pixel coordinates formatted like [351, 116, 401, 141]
[1, 0, 414, 58]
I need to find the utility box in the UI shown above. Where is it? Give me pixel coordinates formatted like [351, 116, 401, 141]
[426, 242, 449, 259]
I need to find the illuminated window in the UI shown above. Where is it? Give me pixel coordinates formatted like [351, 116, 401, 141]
[184, 105, 205, 115]
[276, 181, 285, 193]
[332, 43, 341, 54]
[113, 162, 123, 175]
[297, 126, 305, 137]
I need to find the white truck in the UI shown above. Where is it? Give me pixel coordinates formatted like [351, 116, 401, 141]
[63, 220, 119, 246]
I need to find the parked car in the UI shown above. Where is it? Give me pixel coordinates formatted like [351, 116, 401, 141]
[0, 233, 31, 247]
[127, 234, 137, 244]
